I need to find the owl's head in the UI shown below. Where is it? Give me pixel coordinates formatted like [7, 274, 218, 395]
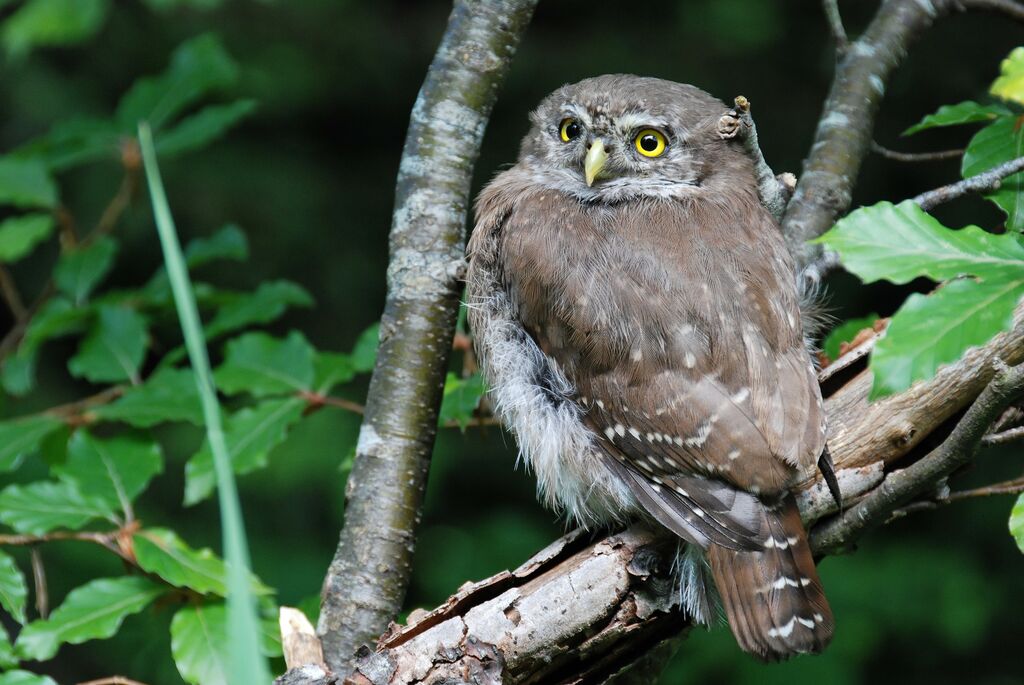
[519, 75, 748, 203]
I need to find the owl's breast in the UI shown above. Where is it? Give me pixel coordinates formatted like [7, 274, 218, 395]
[498, 190, 800, 377]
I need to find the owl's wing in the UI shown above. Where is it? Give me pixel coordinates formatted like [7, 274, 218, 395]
[577, 346, 821, 551]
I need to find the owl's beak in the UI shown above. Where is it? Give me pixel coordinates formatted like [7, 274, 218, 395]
[584, 139, 608, 187]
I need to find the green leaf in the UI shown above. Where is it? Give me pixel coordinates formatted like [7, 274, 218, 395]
[439, 372, 486, 429]
[133, 528, 270, 597]
[55, 432, 162, 514]
[1, 0, 109, 56]
[902, 101, 1011, 136]
[3, 297, 91, 396]
[0, 414, 63, 472]
[117, 33, 238, 131]
[22, 296, 91, 350]
[0, 157, 57, 209]
[1011, 492, 1024, 553]
[0, 671, 58, 685]
[816, 200, 1024, 284]
[0, 629, 17, 670]
[991, 46, 1024, 105]
[11, 118, 121, 172]
[313, 351, 355, 393]
[962, 116, 1024, 233]
[169, 603, 229, 685]
[205, 280, 313, 339]
[170, 602, 283, 685]
[214, 331, 315, 396]
[53, 237, 117, 303]
[185, 224, 248, 267]
[143, 0, 225, 10]
[14, 576, 163, 661]
[351, 322, 380, 373]
[0, 550, 27, 624]
[870, 277, 1024, 399]
[157, 99, 257, 157]
[93, 366, 203, 427]
[0, 481, 115, 534]
[0, 214, 54, 263]
[184, 397, 305, 505]
[68, 305, 148, 384]
[822, 315, 879, 361]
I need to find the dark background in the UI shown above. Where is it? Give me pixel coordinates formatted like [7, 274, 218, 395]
[0, 1, 1021, 683]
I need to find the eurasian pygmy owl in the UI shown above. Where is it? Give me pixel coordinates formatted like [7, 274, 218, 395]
[465, 75, 834, 661]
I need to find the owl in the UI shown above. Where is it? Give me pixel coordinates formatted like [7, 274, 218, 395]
[465, 75, 834, 661]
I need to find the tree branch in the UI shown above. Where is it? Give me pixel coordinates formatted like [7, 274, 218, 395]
[811, 360, 1024, 554]
[782, 0, 954, 269]
[823, 0, 850, 52]
[912, 155, 1024, 210]
[982, 424, 1024, 445]
[953, 0, 1024, 22]
[870, 141, 963, 163]
[316, 0, 538, 673]
[331, 318, 1024, 684]
[717, 97, 795, 222]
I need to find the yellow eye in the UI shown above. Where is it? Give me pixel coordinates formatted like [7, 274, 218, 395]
[560, 118, 581, 142]
[635, 129, 667, 157]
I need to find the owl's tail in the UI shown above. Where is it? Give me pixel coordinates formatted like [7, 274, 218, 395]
[706, 495, 834, 661]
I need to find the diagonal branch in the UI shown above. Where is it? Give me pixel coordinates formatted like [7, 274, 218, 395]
[783, 0, 954, 270]
[913, 155, 1024, 210]
[316, 0, 538, 673]
[811, 360, 1024, 554]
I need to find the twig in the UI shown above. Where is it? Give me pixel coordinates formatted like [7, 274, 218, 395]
[77, 677, 151, 685]
[316, 0, 538, 673]
[871, 141, 963, 163]
[913, 155, 1024, 210]
[31, 547, 48, 620]
[782, 0, 955, 269]
[954, 0, 1024, 22]
[811, 360, 1024, 555]
[823, 0, 850, 51]
[982, 425, 1024, 446]
[717, 96, 790, 222]
[948, 477, 1024, 500]
[0, 265, 27, 321]
[0, 529, 125, 556]
[89, 169, 140, 245]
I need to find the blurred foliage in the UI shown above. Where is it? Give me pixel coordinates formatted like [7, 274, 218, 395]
[0, 1, 1020, 684]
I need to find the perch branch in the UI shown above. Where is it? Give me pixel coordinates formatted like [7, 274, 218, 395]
[328, 319, 1024, 684]
[870, 141, 963, 163]
[913, 155, 1024, 210]
[316, 0, 538, 673]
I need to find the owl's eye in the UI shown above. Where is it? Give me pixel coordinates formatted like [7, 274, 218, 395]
[635, 129, 667, 158]
[559, 118, 582, 142]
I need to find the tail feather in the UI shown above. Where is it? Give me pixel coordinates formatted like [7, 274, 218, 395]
[707, 496, 834, 661]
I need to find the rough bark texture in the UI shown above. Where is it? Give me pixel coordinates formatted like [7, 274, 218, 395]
[336, 318, 1024, 684]
[317, 0, 538, 671]
[782, 0, 948, 270]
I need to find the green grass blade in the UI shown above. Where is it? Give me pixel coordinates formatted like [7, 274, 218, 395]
[138, 122, 270, 685]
